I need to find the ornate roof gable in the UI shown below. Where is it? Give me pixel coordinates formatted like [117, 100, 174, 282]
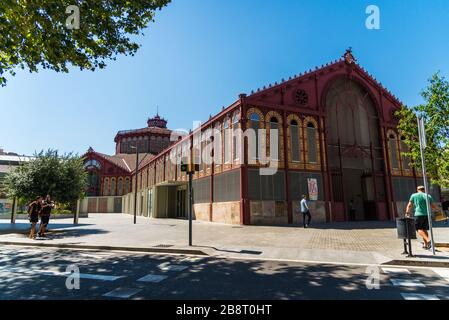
[246, 48, 404, 111]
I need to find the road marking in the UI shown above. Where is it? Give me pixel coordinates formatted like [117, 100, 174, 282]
[103, 287, 142, 299]
[431, 268, 449, 283]
[77, 273, 123, 281]
[0, 266, 123, 281]
[401, 293, 439, 300]
[181, 257, 205, 263]
[137, 274, 168, 283]
[158, 263, 188, 272]
[390, 279, 425, 287]
[382, 268, 411, 274]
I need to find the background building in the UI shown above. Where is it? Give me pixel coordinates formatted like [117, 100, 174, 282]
[82, 50, 441, 225]
[0, 149, 32, 214]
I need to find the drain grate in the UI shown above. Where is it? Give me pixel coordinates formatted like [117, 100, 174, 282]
[154, 244, 174, 248]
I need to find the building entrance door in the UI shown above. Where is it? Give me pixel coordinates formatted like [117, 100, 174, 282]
[325, 78, 386, 222]
[176, 189, 186, 218]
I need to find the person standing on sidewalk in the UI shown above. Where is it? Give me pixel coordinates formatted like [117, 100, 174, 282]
[300, 194, 311, 228]
[38, 195, 54, 238]
[442, 197, 449, 225]
[406, 186, 439, 250]
[27, 196, 43, 239]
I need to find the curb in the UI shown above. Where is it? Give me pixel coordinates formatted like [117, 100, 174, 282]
[0, 241, 208, 256]
[382, 259, 449, 268]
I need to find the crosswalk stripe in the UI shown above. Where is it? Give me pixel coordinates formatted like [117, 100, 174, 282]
[158, 263, 188, 272]
[103, 287, 142, 299]
[401, 293, 439, 300]
[390, 279, 426, 287]
[0, 266, 123, 281]
[382, 268, 411, 274]
[431, 268, 449, 283]
[137, 274, 168, 283]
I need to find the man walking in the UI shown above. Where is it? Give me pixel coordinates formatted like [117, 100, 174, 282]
[406, 186, 438, 250]
[300, 194, 311, 228]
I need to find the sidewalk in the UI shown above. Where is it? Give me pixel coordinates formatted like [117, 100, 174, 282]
[1, 214, 448, 266]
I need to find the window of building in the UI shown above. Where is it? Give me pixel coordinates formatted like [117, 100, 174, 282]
[290, 119, 301, 162]
[232, 113, 240, 161]
[110, 178, 116, 196]
[400, 136, 410, 171]
[103, 178, 110, 196]
[124, 177, 130, 194]
[306, 122, 317, 163]
[224, 117, 231, 164]
[388, 133, 400, 170]
[117, 178, 123, 196]
[269, 116, 280, 161]
[249, 112, 260, 160]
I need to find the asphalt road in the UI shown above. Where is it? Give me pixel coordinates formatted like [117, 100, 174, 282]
[0, 246, 447, 300]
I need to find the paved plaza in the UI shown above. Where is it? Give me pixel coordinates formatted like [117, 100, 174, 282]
[1, 214, 448, 266]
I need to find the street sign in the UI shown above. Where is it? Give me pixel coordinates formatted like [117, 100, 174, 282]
[418, 117, 427, 149]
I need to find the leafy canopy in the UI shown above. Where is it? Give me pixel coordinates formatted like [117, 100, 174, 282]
[396, 72, 449, 188]
[2, 149, 87, 205]
[0, 0, 171, 86]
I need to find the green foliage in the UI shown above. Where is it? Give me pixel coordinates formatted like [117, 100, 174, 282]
[2, 149, 87, 204]
[0, 0, 171, 86]
[396, 72, 449, 188]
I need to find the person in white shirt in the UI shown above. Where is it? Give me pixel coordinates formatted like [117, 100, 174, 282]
[300, 194, 311, 228]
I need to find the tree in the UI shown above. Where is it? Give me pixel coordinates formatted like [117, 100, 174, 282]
[2, 150, 87, 206]
[396, 72, 449, 188]
[0, 0, 171, 86]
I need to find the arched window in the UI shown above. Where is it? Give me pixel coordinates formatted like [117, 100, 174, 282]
[232, 113, 240, 161]
[269, 116, 280, 161]
[400, 136, 410, 169]
[143, 137, 149, 153]
[124, 177, 130, 194]
[246, 108, 264, 163]
[110, 178, 116, 196]
[117, 178, 123, 196]
[224, 117, 231, 164]
[388, 133, 400, 170]
[290, 119, 301, 162]
[103, 178, 110, 196]
[306, 122, 317, 163]
[249, 112, 260, 160]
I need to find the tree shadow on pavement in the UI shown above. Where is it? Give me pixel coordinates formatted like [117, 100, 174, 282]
[0, 247, 446, 300]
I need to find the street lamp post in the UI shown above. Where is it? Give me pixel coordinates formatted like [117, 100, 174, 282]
[130, 145, 139, 225]
[417, 116, 436, 256]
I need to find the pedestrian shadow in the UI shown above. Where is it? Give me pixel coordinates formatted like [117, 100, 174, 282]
[0, 222, 94, 233]
[0, 224, 108, 240]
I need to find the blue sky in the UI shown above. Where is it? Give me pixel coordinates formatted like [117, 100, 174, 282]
[2, 0, 449, 156]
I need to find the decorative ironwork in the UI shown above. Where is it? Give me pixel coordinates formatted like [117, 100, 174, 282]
[343, 47, 356, 65]
[341, 145, 371, 159]
[293, 89, 308, 106]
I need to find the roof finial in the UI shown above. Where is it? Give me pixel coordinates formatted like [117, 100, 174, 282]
[156, 105, 159, 116]
[343, 47, 356, 64]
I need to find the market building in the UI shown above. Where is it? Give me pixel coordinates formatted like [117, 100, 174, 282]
[82, 49, 441, 225]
